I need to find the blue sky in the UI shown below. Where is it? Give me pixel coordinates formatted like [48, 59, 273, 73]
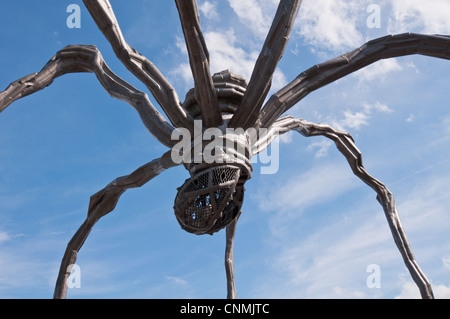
[0, 0, 450, 299]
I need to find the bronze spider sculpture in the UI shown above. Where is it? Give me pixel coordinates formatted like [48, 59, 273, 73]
[1, 0, 449, 299]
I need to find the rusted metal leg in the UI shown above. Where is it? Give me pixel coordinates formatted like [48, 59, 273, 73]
[225, 218, 238, 299]
[258, 116, 434, 299]
[54, 151, 177, 298]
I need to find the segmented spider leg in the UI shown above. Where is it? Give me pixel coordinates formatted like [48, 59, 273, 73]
[260, 33, 450, 128]
[261, 116, 434, 299]
[225, 218, 238, 299]
[53, 151, 178, 299]
[0, 45, 176, 148]
[175, 0, 222, 128]
[82, 0, 193, 131]
[229, 0, 302, 130]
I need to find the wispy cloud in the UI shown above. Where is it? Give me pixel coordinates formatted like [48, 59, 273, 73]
[363, 101, 394, 115]
[306, 140, 333, 158]
[353, 59, 403, 82]
[255, 161, 359, 239]
[387, 0, 450, 34]
[170, 20, 288, 93]
[296, 0, 367, 53]
[257, 162, 357, 213]
[405, 113, 415, 123]
[226, 0, 277, 40]
[337, 110, 370, 130]
[205, 29, 259, 79]
[329, 101, 394, 131]
[169, 25, 259, 89]
[0, 234, 65, 297]
[199, 1, 219, 20]
[0, 231, 10, 243]
[396, 282, 450, 299]
[251, 169, 450, 298]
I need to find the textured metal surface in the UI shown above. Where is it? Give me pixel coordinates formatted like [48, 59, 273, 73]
[174, 165, 242, 235]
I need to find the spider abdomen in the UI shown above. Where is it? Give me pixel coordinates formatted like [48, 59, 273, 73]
[174, 164, 247, 235]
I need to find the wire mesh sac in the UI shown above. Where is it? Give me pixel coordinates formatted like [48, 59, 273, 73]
[174, 165, 245, 235]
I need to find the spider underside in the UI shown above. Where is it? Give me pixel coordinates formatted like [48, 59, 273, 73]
[1, 0, 450, 299]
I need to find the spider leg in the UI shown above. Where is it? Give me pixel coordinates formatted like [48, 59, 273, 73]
[82, 0, 193, 131]
[229, 0, 302, 130]
[259, 33, 450, 128]
[225, 218, 238, 299]
[53, 151, 178, 299]
[175, 0, 222, 128]
[255, 116, 434, 299]
[0, 45, 175, 148]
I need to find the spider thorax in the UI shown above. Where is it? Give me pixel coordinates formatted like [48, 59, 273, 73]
[174, 70, 253, 235]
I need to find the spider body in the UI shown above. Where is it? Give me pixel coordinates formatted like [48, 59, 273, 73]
[1, 0, 450, 299]
[173, 69, 253, 235]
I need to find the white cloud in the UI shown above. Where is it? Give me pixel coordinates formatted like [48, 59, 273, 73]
[363, 101, 394, 115]
[279, 130, 293, 144]
[257, 162, 358, 215]
[396, 281, 450, 299]
[297, 0, 366, 52]
[165, 275, 189, 287]
[443, 255, 450, 270]
[406, 62, 420, 74]
[387, 0, 450, 35]
[175, 35, 188, 54]
[271, 69, 288, 94]
[353, 59, 403, 82]
[171, 28, 257, 85]
[330, 101, 394, 131]
[395, 281, 421, 298]
[199, 1, 219, 20]
[205, 29, 258, 80]
[170, 62, 193, 88]
[434, 284, 450, 298]
[337, 110, 370, 130]
[226, 0, 277, 40]
[405, 113, 415, 123]
[172, 27, 288, 93]
[0, 231, 10, 243]
[307, 140, 333, 158]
